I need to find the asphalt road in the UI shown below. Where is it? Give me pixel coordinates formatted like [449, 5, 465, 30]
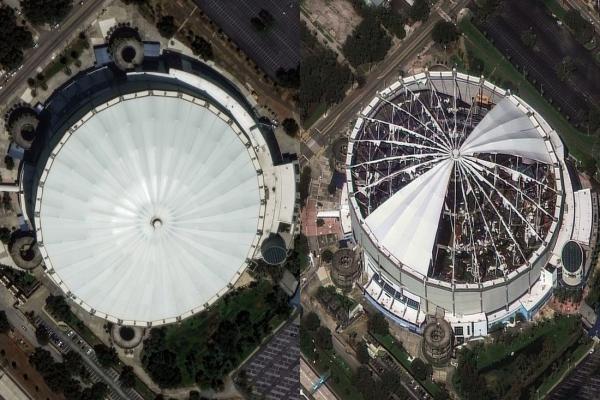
[300, 356, 338, 400]
[304, 0, 470, 157]
[0, 0, 106, 106]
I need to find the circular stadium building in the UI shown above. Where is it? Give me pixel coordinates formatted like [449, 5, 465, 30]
[346, 71, 591, 340]
[15, 50, 298, 326]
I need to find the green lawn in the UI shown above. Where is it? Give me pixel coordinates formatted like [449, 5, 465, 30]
[372, 333, 444, 398]
[476, 315, 580, 371]
[542, 0, 567, 20]
[459, 18, 596, 162]
[303, 102, 328, 129]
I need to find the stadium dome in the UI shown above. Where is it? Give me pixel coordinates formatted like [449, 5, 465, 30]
[348, 71, 569, 325]
[21, 63, 296, 326]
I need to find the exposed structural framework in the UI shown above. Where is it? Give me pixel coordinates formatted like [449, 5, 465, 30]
[14, 51, 298, 327]
[347, 71, 587, 340]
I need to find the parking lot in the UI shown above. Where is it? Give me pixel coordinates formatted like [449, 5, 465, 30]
[241, 319, 300, 400]
[194, 0, 300, 79]
[549, 349, 600, 399]
[483, 0, 600, 125]
[34, 317, 143, 400]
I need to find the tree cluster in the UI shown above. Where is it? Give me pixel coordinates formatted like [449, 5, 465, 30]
[156, 15, 177, 38]
[342, 13, 392, 67]
[250, 9, 275, 32]
[282, 118, 299, 137]
[20, 0, 72, 26]
[190, 35, 213, 60]
[432, 21, 459, 45]
[142, 282, 290, 389]
[300, 25, 352, 123]
[29, 347, 107, 400]
[0, 5, 33, 71]
[93, 344, 118, 368]
[45, 295, 72, 322]
[367, 312, 390, 336]
[409, 0, 430, 23]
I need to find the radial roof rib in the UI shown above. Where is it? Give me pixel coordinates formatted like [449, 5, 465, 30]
[460, 97, 553, 164]
[365, 158, 453, 275]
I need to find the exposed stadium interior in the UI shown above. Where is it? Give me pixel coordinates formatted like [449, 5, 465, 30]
[346, 71, 598, 342]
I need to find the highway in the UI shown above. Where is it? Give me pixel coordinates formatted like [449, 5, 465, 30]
[0, 0, 106, 106]
[303, 0, 470, 157]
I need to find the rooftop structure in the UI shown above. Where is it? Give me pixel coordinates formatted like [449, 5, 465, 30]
[15, 51, 297, 326]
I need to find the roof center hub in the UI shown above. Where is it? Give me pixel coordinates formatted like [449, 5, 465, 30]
[451, 149, 460, 159]
[151, 217, 163, 230]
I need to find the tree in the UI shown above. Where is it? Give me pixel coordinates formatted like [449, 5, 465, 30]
[81, 382, 108, 400]
[191, 35, 213, 60]
[342, 14, 391, 67]
[411, 357, 429, 381]
[0, 228, 10, 244]
[156, 15, 177, 38]
[303, 312, 321, 332]
[520, 28, 536, 49]
[356, 341, 370, 364]
[20, 0, 72, 25]
[93, 344, 118, 368]
[367, 312, 389, 336]
[35, 325, 49, 345]
[0, 311, 9, 333]
[119, 365, 136, 388]
[314, 326, 333, 350]
[300, 26, 352, 122]
[0, 5, 34, 71]
[282, 118, 299, 137]
[432, 21, 459, 45]
[316, 218, 325, 227]
[321, 249, 333, 263]
[410, 0, 430, 23]
[45, 295, 71, 322]
[557, 56, 576, 82]
[4, 156, 14, 171]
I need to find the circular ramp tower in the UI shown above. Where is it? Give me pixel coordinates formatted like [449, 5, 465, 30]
[5, 106, 38, 149]
[422, 317, 453, 364]
[331, 248, 361, 291]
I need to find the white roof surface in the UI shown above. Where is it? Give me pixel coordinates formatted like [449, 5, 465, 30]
[36, 93, 262, 324]
[573, 189, 593, 245]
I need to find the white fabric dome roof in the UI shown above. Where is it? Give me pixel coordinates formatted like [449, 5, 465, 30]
[36, 93, 262, 324]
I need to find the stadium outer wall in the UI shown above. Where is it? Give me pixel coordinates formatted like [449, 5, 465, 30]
[346, 71, 570, 336]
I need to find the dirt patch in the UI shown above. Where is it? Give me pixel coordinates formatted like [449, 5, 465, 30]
[303, 0, 362, 45]
[0, 333, 62, 400]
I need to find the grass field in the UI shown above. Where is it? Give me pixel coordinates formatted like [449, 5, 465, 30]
[459, 18, 596, 161]
[476, 316, 580, 371]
